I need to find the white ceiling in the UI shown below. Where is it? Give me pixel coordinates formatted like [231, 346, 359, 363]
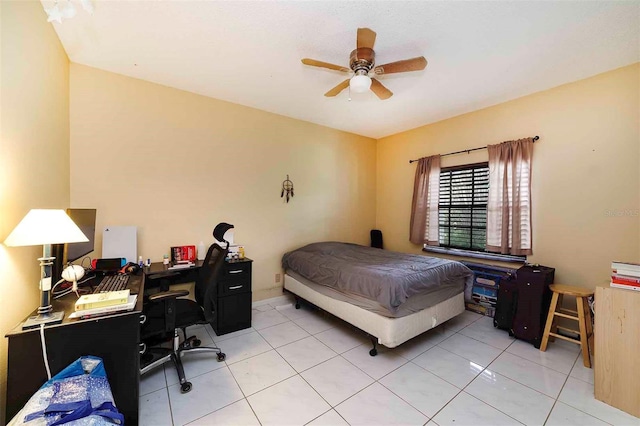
[44, 1, 639, 139]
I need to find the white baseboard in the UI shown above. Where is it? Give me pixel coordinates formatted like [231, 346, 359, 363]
[252, 294, 295, 309]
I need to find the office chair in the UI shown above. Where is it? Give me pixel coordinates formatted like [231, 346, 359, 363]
[140, 224, 233, 393]
[370, 229, 383, 249]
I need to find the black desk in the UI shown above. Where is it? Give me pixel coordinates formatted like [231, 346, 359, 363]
[144, 260, 204, 290]
[4, 272, 145, 424]
[143, 258, 253, 335]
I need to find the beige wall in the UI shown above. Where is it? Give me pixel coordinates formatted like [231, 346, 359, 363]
[0, 1, 70, 422]
[1, 10, 637, 417]
[70, 64, 377, 301]
[377, 63, 640, 287]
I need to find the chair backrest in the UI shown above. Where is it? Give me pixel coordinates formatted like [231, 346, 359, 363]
[370, 229, 383, 249]
[194, 243, 228, 323]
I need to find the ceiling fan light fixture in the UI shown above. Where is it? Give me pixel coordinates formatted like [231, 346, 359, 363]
[350, 74, 372, 93]
[302, 28, 426, 100]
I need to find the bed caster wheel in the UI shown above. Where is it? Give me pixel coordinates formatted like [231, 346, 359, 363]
[180, 382, 192, 393]
[193, 339, 201, 347]
[295, 302, 301, 309]
[508, 330, 514, 337]
[369, 348, 377, 357]
[217, 352, 226, 362]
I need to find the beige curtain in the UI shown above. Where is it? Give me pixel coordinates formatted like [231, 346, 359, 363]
[486, 138, 534, 255]
[410, 155, 441, 246]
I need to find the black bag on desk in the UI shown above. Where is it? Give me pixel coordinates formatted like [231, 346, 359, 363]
[511, 264, 555, 348]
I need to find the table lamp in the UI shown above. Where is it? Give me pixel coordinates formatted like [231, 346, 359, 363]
[4, 209, 88, 329]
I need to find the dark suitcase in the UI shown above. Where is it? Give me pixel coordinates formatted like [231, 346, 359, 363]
[493, 277, 518, 332]
[511, 264, 555, 348]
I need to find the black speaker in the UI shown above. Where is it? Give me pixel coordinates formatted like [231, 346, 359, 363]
[370, 229, 383, 249]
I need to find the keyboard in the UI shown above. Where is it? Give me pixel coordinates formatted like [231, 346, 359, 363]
[94, 274, 130, 293]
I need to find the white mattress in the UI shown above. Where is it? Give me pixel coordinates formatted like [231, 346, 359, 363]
[284, 273, 464, 348]
[286, 270, 462, 318]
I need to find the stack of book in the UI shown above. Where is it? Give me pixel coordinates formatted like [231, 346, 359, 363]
[611, 261, 640, 291]
[168, 260, 195, 270]
[171, 245, 196, 263]
[71, 289, 137, 319]
[168, 245, 197, 269]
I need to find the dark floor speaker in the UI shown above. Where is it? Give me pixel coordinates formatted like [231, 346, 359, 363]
[370, 229, 383, 249]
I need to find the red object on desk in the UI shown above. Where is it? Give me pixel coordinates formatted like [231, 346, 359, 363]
[170, 245, 196, 263]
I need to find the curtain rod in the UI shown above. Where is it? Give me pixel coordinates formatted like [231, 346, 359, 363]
[409, 136, 539, 164]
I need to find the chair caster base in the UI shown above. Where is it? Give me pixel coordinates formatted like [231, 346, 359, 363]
[217, 352, 226, 362]
[180, 382, 192, 393]
[369, 348, 377, 356]
[183, 336, 201, 349]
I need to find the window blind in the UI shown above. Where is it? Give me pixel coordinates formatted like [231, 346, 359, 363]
[438, 164, 489, 251]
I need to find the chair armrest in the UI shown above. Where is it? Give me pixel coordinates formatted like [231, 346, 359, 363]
[148, 289, 189, 302]
[147, 272, 184, 292]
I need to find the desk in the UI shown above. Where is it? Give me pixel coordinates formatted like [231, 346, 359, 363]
[4, 273, 144, 424]
[144, 259, 204, 289]
[144, 258, 253, 335]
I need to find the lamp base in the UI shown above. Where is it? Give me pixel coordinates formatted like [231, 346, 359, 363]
[22, 311, 64, 330]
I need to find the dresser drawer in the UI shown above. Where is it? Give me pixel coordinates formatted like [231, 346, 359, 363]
[219, 277, 251, 296]
[215, 292, 252, 335]
[220, 261, 252, 281]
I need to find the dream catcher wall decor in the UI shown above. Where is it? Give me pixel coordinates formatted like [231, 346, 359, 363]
[281, 175, 294, 203]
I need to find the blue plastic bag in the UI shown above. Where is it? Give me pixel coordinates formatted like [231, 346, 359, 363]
[10, 356, 124, 425]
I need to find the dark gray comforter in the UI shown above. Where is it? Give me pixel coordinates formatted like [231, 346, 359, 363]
[282, 242, 474, 314]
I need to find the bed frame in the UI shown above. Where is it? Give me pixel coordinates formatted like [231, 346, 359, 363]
[284, 273, 465, 356]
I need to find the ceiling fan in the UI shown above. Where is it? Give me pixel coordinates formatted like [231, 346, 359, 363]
[301, 28, 427, 100]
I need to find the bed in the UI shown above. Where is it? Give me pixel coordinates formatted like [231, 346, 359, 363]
[282, 242, 474, 355]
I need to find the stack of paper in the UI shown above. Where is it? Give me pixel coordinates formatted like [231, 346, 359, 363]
[72, 291, 137, 319]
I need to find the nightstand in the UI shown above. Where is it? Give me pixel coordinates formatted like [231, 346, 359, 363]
[214, 258, 253, 335]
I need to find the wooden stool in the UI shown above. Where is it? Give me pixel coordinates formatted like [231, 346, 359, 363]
[540, 284, 594, 368]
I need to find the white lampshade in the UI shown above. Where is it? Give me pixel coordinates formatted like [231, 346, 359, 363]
[4, 209, 88, 247]
[350, 74, 372, 93]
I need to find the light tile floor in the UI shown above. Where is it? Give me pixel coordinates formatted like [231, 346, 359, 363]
[139, 297, 640, 426]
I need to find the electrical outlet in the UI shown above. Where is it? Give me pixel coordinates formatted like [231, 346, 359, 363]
[275, 273, 281, 283]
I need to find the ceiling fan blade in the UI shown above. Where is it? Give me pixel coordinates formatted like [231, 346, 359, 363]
[357, 28, 376, 49]
[324, 79, 350, 97]
[301, 58, 350, 73]
[370, 78, 393, 100]
[374, 56, 427, 75]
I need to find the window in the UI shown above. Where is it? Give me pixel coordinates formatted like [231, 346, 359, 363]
[438, 163, 489, 251]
